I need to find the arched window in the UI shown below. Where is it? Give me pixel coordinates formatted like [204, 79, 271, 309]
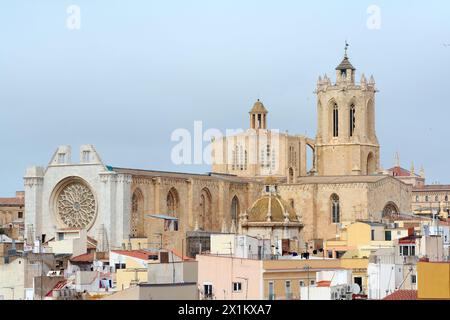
[244, 150, 248, 170]
[415, 196, 419, 202]
[199, 188, 212, 231]
[382, 202, 399, 219]
[231, 196, 240, 223]
[233, 145, 247, 171]
[367, 152, 376, 175]
[131, 189, 144, 238]
[425, 196, 429, 202]
[331, 194, 340, 223]
[333, 104, 339, 137]
[435, 196, 439, 202]
[445, 195, 448, 202]
[349, 104, 356, 137]
[167, 188, 179, 217]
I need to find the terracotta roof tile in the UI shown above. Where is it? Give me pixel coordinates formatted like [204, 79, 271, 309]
[112, 250, 158, 260]
[388, 166, 416, 177]
[383, 290, 417, 300]
[0, 197, 24, 206]
[70, 253, 94, 263]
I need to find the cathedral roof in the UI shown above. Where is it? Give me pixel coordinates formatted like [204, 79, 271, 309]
[335, 56, 356, 71]
[249, 99, 268, 114]
[248, 195, 297, 222]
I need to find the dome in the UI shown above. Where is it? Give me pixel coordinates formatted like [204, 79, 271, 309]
[248, 195, 297, 222]
[249, 99, 268, 114]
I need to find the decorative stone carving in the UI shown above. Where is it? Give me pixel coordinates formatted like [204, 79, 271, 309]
[56, 182, 96, 229]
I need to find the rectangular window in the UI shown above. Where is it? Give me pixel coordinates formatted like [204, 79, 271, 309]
[385, 231, 392, 241]
[410, 246, 415, 256]
[204, 284, 213, 298]
[285, 280, 292, 299]
[401, 246, 409, 256]
[18, 212, 23, 219]
[268, 281, 275, 300]
[82, 151, 90, 162]
[411, 275, 417, 284]
[371, 230, 375, 241]
[57, 153, 65, 164]
[327, 250, 333, 258]
[310, 280, 315, 286]
[114, 263, 126, 270]
[299, 280, 305, 287]
[232, 282, 242, 292]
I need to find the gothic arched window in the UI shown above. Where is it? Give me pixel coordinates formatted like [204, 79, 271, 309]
[199, 188, 212, 230]
[131, 189, 144, 238]
[167, 188, 179, 217]
[331, 194, 340, 223]
[231, 196, 240, 224]
[349, 104, 356, 137]
[333, 104, 339, 137]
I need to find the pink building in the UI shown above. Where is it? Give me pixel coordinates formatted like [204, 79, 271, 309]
[196, 255, 263, 300]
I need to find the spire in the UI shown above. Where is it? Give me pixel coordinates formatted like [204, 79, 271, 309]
[420, 165, 425, 178]
[410, 161, 415, 175]
[336, 41, 356, 71]
[394, 152, 400, 167]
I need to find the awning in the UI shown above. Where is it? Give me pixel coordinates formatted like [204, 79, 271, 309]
[146, 214, 178, 221]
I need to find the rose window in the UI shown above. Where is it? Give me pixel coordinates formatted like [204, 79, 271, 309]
[56, 182, 96, 229]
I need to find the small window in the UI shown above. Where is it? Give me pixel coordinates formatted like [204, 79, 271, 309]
[82, 151, 90, 163]
[204, 284, 213, 297]
[57, 153, 66, 164]
[415, 196, 419, 202]
[299, 280, 305, 287]
[232, 282, 242, 292]
[435, 196, 439, 202]
[385, 231, 392, 241]
[410, 246, 415, 256]
[411, 275, 417, 284]
[445, 195, 448, 202]
[18, 212, 23, 219]
[425, 196, 429, 202]
[310, 280, 315, 286]
[371, 229, 375, 241]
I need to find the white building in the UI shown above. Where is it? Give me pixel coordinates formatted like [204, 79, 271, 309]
[209, 234, 271, 259]
[24, 145, 131, 250]
[300, 270, 353, 300]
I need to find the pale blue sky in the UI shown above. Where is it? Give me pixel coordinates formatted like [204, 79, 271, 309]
[0, 1, 450, 195]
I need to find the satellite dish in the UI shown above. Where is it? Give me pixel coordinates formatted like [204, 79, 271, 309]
[352, 284, 361, 295]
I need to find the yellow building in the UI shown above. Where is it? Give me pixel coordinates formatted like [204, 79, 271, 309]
[340, 252, 369, 295]
[110, 250, 158, 291]
[324, 221, 394, 259]
[262, 259, 342, 300]
[417, 261, 450, 300]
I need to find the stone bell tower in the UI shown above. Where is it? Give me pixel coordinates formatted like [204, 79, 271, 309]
[315, 44, 380, 176]
[249, 99, 268, 130]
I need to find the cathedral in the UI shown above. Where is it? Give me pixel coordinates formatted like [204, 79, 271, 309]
[24, 50, 412, 255]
